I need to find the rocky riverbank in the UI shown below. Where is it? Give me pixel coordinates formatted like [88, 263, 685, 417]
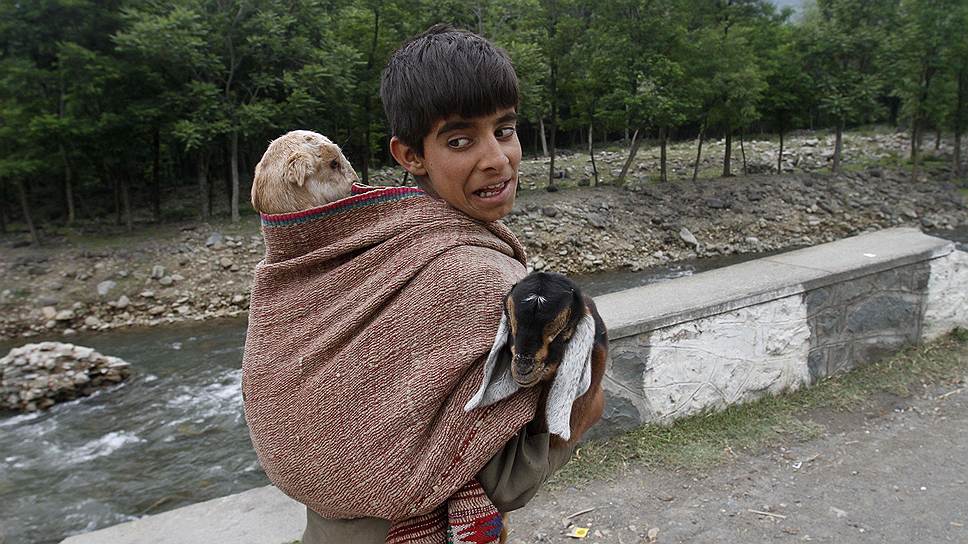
[1, 131, 966, 341]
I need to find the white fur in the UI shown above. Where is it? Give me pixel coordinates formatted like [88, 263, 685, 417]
[465, 312, 596, 441]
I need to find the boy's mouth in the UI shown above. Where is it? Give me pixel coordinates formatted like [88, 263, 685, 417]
[474, 178, 512, 199]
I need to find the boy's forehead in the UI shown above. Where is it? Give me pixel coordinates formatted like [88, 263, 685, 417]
[432, 108, 518, 136]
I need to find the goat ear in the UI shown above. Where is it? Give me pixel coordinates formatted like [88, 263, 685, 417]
[285, 151, 314, 187]
[546, 312, 596, 440]
[465, 312, 518, 412]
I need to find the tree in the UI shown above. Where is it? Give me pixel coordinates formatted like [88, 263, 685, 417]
[895, 0, 959, 181]
[801, 0, 892, 173]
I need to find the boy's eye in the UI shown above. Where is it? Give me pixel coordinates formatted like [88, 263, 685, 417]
[496, 126, 516, 139]
[448, 137, 472, 149]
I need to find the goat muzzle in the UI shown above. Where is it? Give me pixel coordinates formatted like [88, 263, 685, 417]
[511, 354, 543, 387]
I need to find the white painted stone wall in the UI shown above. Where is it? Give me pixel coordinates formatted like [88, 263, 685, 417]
[923, 249, 968, 341]
[641, 294, 811, 423]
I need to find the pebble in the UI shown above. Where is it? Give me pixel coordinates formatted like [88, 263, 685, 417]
[54, 310, 75, 322]
[97, 280, 117, 297]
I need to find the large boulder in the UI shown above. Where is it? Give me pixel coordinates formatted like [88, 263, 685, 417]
[0, 342, 131, 412]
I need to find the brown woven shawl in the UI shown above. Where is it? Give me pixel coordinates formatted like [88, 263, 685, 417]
[242, 185, 539, 524]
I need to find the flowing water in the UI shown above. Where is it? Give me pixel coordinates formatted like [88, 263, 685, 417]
[0, 321, 267, 544]
[2, 228, 965, 544]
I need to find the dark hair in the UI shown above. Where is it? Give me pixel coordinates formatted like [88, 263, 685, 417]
[380, 24, 519, 156]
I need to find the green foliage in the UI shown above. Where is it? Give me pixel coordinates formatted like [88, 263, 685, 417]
[0, 0, 965, 230]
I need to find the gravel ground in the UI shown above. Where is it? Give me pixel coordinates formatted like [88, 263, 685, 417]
[508, 373, 968, 544]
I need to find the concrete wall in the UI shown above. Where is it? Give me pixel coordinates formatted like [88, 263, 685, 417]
[62, 228, 968, 544]
[592, 228, 967, 436]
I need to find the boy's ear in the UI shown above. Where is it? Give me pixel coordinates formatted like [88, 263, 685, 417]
[389, 136, 427, 177]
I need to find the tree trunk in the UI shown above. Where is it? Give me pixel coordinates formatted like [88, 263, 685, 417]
[59, 143, 75, 225]
[547, 60, 559, 192]
[15, 179, 39, 245]
[589, 123, 599, 187]
[833, 120, 843, 174]
[548, 117, 558, 191]
[722, 129, 733, 177]
[197, 154, 210, 220]
[617, 126, 641, 186]
[113, 176, 122, 226]
[956, 130, 963, 179]
[230, 130, 240, 222]
[692, 122, 706, 182]
[739, 130, 748, 175]
[0, 181, 7, 234]
[401, 170, 410, 186]
[152, 127, 161, 222]
[956, 69, 965, 178]
[361, 6, 381, 184]
[935, 129, 941, 151]
[911, 118, 920, 181]
[120, 175, 132, 232]
[777, 119, 785, 174]
[659, 125, 668, 182]
[539, 118, 548, 157]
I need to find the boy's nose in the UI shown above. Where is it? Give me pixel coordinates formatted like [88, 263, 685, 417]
[478, 135, 510, 172]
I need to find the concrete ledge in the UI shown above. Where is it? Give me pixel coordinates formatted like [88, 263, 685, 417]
[60, 486, 304, 544]
[596, 228, 954, 339]
[61, 228, 968, 544]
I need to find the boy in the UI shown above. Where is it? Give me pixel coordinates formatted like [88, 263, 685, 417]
[243, 24, 603, 544]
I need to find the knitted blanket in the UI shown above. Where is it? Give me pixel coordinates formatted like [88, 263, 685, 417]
[242, 184, 539, 543]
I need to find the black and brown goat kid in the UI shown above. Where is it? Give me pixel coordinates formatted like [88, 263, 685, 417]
[466, 271, 608, 448]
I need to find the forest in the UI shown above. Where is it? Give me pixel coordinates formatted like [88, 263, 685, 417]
[1, 0, 966, 239]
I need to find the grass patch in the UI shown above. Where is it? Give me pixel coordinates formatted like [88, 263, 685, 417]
[548, 329, 968, 488]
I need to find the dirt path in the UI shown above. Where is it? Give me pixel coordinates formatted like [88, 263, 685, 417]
[509, 378, 968, 543]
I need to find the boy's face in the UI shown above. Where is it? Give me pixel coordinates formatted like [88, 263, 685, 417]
[391, 107, 520, 222]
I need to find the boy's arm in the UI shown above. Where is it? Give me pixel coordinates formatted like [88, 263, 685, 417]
[475, 351, 578, 512]
[477, 418, 576, 513]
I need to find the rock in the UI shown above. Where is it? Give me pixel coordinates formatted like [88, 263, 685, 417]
[541, 206, 558, 218]
[901, 208, 918, 219]
[205, 232, 224, 247]
[115, 295, 130, 309]
[62, 328, 77, 336]
[140, 290, 155, 299]
[151, 265, 166, 279]
[231, 294, 246, 304]
[705, 197, 728, 209]
[159, 276, 174, 286]
[147, 305, 167, 316]
[41, 306, 57, 320]
[679, 227, 700, 248]
[817, 200, 843, 214]
[171, 274, 185, 282]
[219, 257, 233, 269]
[97, 280, 117, 297]
[54, 310, 75, 322]
[586, 213, 607, 228]
[83, 316, 100, 327]
[0, 342, 131, 412]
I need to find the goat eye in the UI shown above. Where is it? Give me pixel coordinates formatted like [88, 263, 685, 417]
[330, 159, 339, 169]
